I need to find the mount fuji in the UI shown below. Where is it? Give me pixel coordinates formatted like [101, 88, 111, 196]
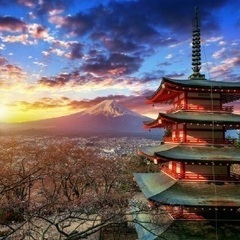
[3, 100, 161, 137]
[81, 99, 141, 117]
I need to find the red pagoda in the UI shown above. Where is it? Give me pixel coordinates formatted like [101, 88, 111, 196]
[133, 7, 240, 240]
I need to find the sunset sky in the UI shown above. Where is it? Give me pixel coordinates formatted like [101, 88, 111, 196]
[0, 0, 240, 122]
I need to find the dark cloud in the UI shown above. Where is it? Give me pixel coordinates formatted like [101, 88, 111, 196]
[36, 64, 160, 90]
[28, 0, 237, 87]
[62, 12, 95, 36]
[56, 2, 180, 58]
[37, 71, 96, 88]
[22, 0, 69, 16]
[68, 43, 84, 59]
[56, 0, 232, 57]
[40, 0, 234, 86]
[82, 52, 142, 75]
[91, 2, 159, 42]
[0, 16, 26, 32]
[38, 74, 71, 87]
[91, 33, 141, 53]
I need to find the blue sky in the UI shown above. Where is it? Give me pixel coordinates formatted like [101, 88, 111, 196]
[0, 0, 239, 122]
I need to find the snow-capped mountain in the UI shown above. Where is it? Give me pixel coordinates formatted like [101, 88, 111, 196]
[3, 100, 162, 137]
[79, 100, 141, 117]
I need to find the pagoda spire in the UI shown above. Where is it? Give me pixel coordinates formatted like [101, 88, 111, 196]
[189, 7, 205, 80]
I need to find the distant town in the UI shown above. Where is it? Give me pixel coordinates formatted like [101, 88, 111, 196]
[0, 134, 161, 159]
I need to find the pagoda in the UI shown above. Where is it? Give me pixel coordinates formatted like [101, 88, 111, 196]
[133, 7, 240, 240]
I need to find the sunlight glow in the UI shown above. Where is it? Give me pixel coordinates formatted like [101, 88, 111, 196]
[0, 105, 7, 122]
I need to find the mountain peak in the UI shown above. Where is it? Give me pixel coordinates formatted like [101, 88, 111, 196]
[3, 99, 158, 136]
[82, 100, 140, 117]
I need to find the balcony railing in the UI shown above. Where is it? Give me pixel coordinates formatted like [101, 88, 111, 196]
[162, 167, 240, 181]
[167, 104, 234, 113]
[163, 136, 237, 145]
[163, 137, 182, 142]
[184, 173, 237, 181]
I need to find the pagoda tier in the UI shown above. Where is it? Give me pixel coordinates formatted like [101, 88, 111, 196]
[144, 111, 240, 144]
[144, 111, 240, 128]
[139, 144, 240, 180]
[134, 172, 240, 208]
[139, 144, 240, 163]
[148, 77, 240, 104]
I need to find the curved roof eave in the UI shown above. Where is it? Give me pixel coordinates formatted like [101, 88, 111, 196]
[144, 111, 240, 129]
[134, 172, 240, 207]
[164, 77, 240, 89]
[139, 144, 240, 162]
[147, 77, 240, 104]
[150, 180, 240, 207]
[146, 78, 182, 104]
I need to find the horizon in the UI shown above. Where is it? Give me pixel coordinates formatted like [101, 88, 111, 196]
[0, 0, 240, 123]
[0, 98, 152, 124]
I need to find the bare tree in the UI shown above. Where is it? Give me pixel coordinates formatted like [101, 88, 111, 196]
[0, 137, 165, 240]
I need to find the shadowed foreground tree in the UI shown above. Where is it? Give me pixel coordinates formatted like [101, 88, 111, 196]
[0, 138, 165, 240]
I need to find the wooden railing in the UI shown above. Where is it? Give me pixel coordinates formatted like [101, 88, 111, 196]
[167, 104, 234, 113]
[184, 173, 237, 181]
[186, 138, 236, 144]
[163, 137, 182, 142]
[162, 167, 240, 181]
[163, 136, 237, 144]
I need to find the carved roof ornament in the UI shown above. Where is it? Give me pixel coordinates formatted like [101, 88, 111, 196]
[189, 7, 206, 80]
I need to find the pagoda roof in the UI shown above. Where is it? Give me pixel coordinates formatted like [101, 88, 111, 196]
[139, 144, 240, 163]
[132, 192, 240, 240]
[165, 77, 240, 88]
[148, 77, 240, 104]
[134, 172, 240, 207]
[144, 111, 240, 129]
